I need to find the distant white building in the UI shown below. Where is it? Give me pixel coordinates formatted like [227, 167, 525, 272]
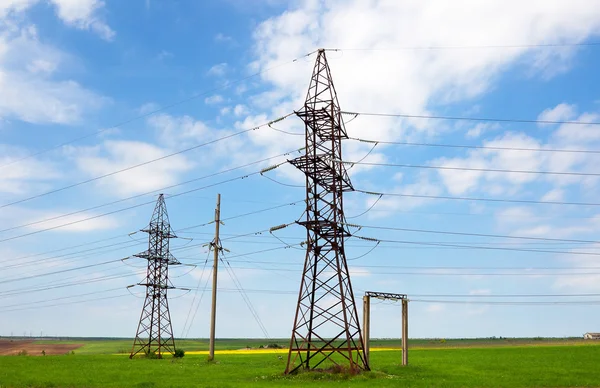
[584, 332, 600, 340]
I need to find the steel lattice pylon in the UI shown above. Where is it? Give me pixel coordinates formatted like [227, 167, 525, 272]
[130, 194, 179, 359]
[285, 49, 368, 374]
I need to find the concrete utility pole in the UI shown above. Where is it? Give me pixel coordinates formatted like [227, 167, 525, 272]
[208, 193, 221, 361]
[363, 295, 371, 364]
[402, 299, 408, 366]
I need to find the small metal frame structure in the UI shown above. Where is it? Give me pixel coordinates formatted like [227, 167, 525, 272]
[130, 194, 180, 359]
[363, 291, 409, 366]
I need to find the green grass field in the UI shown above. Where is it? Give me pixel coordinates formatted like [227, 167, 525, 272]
[1, 339, 599, 387]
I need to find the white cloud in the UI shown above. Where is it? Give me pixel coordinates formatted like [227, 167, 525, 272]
[0, 18, 107, 124]
[157, 50, 172, 60]
[554, 254, 600, 292]
[0, 145, 58, 195]
[434, 132, 545, 196]
[231, 0, 600, 214]
[0, 0, 37, 19]
[541, 188, 564, 202]
[0, 206, 120, 232]
[215, 33, 235, 45]
[205, 94, 225, 105]
[67, 140, 193, 196]
[233, 104, 249, 116]
[207, 63, 228, 77]
[425, 303, 445, 313]
[48, 0, 115, 41]
[251, 0, 600, 119]
[538, 103, 577, 126]
[0, 0, 114, 41]
[147, 113, 212, 149]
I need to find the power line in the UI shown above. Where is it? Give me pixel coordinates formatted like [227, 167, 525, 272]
[224, 264, 600, 277]
[0, 270, 144, 299]
[221, 253, 270, 339]
[220, 259, 600, 272]
[341, 110, 600, 126]
[0, 258, 126, 285]
[350, 137, 600, 155]
[349, 224, 600, 244]
[0, 168, 297, 245]
[409, 299, 600, 305]
[1, 239, 141, 271]
[355, 189, 600, 207]
[356, 236, 600, 257]
[0, 146, 304, 237]
[0, 51, 317, 170]
[0, 287, 124, 310]
[327, 42, 600, 51]
[410, 293, 600, 298]
[341, 160, 600, 177]
[0, 113, 294, 210]
[0, 294, 130, 313]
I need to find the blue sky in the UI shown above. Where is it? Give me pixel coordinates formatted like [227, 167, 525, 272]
[2, 0, 600, 340]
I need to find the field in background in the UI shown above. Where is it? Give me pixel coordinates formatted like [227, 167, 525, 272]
[0, 338, 599, 387]
[0, 336, 592, 356]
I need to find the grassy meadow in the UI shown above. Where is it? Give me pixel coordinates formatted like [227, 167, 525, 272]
[0, 338, 599, 387]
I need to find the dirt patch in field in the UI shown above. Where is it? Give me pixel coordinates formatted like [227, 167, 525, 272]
[0, 340, 83, 356]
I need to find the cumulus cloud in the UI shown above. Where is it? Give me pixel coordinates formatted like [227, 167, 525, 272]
[1, 0, 114, 40]
[204, 95, 225, 105]
[67, 140, 193, 196]
[0, 145, 58, 195]
[231, 0, 600, 215]
[48, 0, 114, 40]
[207, 63, 228, 77]
[538, 103, 577, 125]
[0, 13, 107, 124]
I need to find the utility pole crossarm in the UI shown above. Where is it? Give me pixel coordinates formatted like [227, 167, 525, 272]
[365, 291, 408, 300]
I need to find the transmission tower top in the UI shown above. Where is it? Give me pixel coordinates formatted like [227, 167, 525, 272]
[134, 194, 180, 266]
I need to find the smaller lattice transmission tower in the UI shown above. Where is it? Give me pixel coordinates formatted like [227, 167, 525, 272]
[130, 194, 180, 359]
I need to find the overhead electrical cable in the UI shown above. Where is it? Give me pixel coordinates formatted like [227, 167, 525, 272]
[0, 113, 295, 210]
[221, 253, 270, 339]
[349, 137, 600, 155]
[341, 110, 600, 126]
[354, 189, 600, 207]
[0, 50, 318, 170]
[0, 294, 130, 313]
[348, 224, 600, 244]
[340, 160, 600, 177]
[0, 146, 304, 237]
[220, 259, 600, 271]
[0, 167, 298, 245]
[223, 265, 600, 277]
[326, 42, 600, 51]
[354, 236, 600, 257]
[181, 249, 212, 338]
[0, 270, 145, 299]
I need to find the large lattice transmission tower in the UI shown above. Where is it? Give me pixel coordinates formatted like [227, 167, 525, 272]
[285, 49, 368, 374]
[130, 194, 180, 359]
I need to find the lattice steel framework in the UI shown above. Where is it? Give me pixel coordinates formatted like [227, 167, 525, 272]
[130, 194, 179, 359]
[285, 49, 368, 374]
